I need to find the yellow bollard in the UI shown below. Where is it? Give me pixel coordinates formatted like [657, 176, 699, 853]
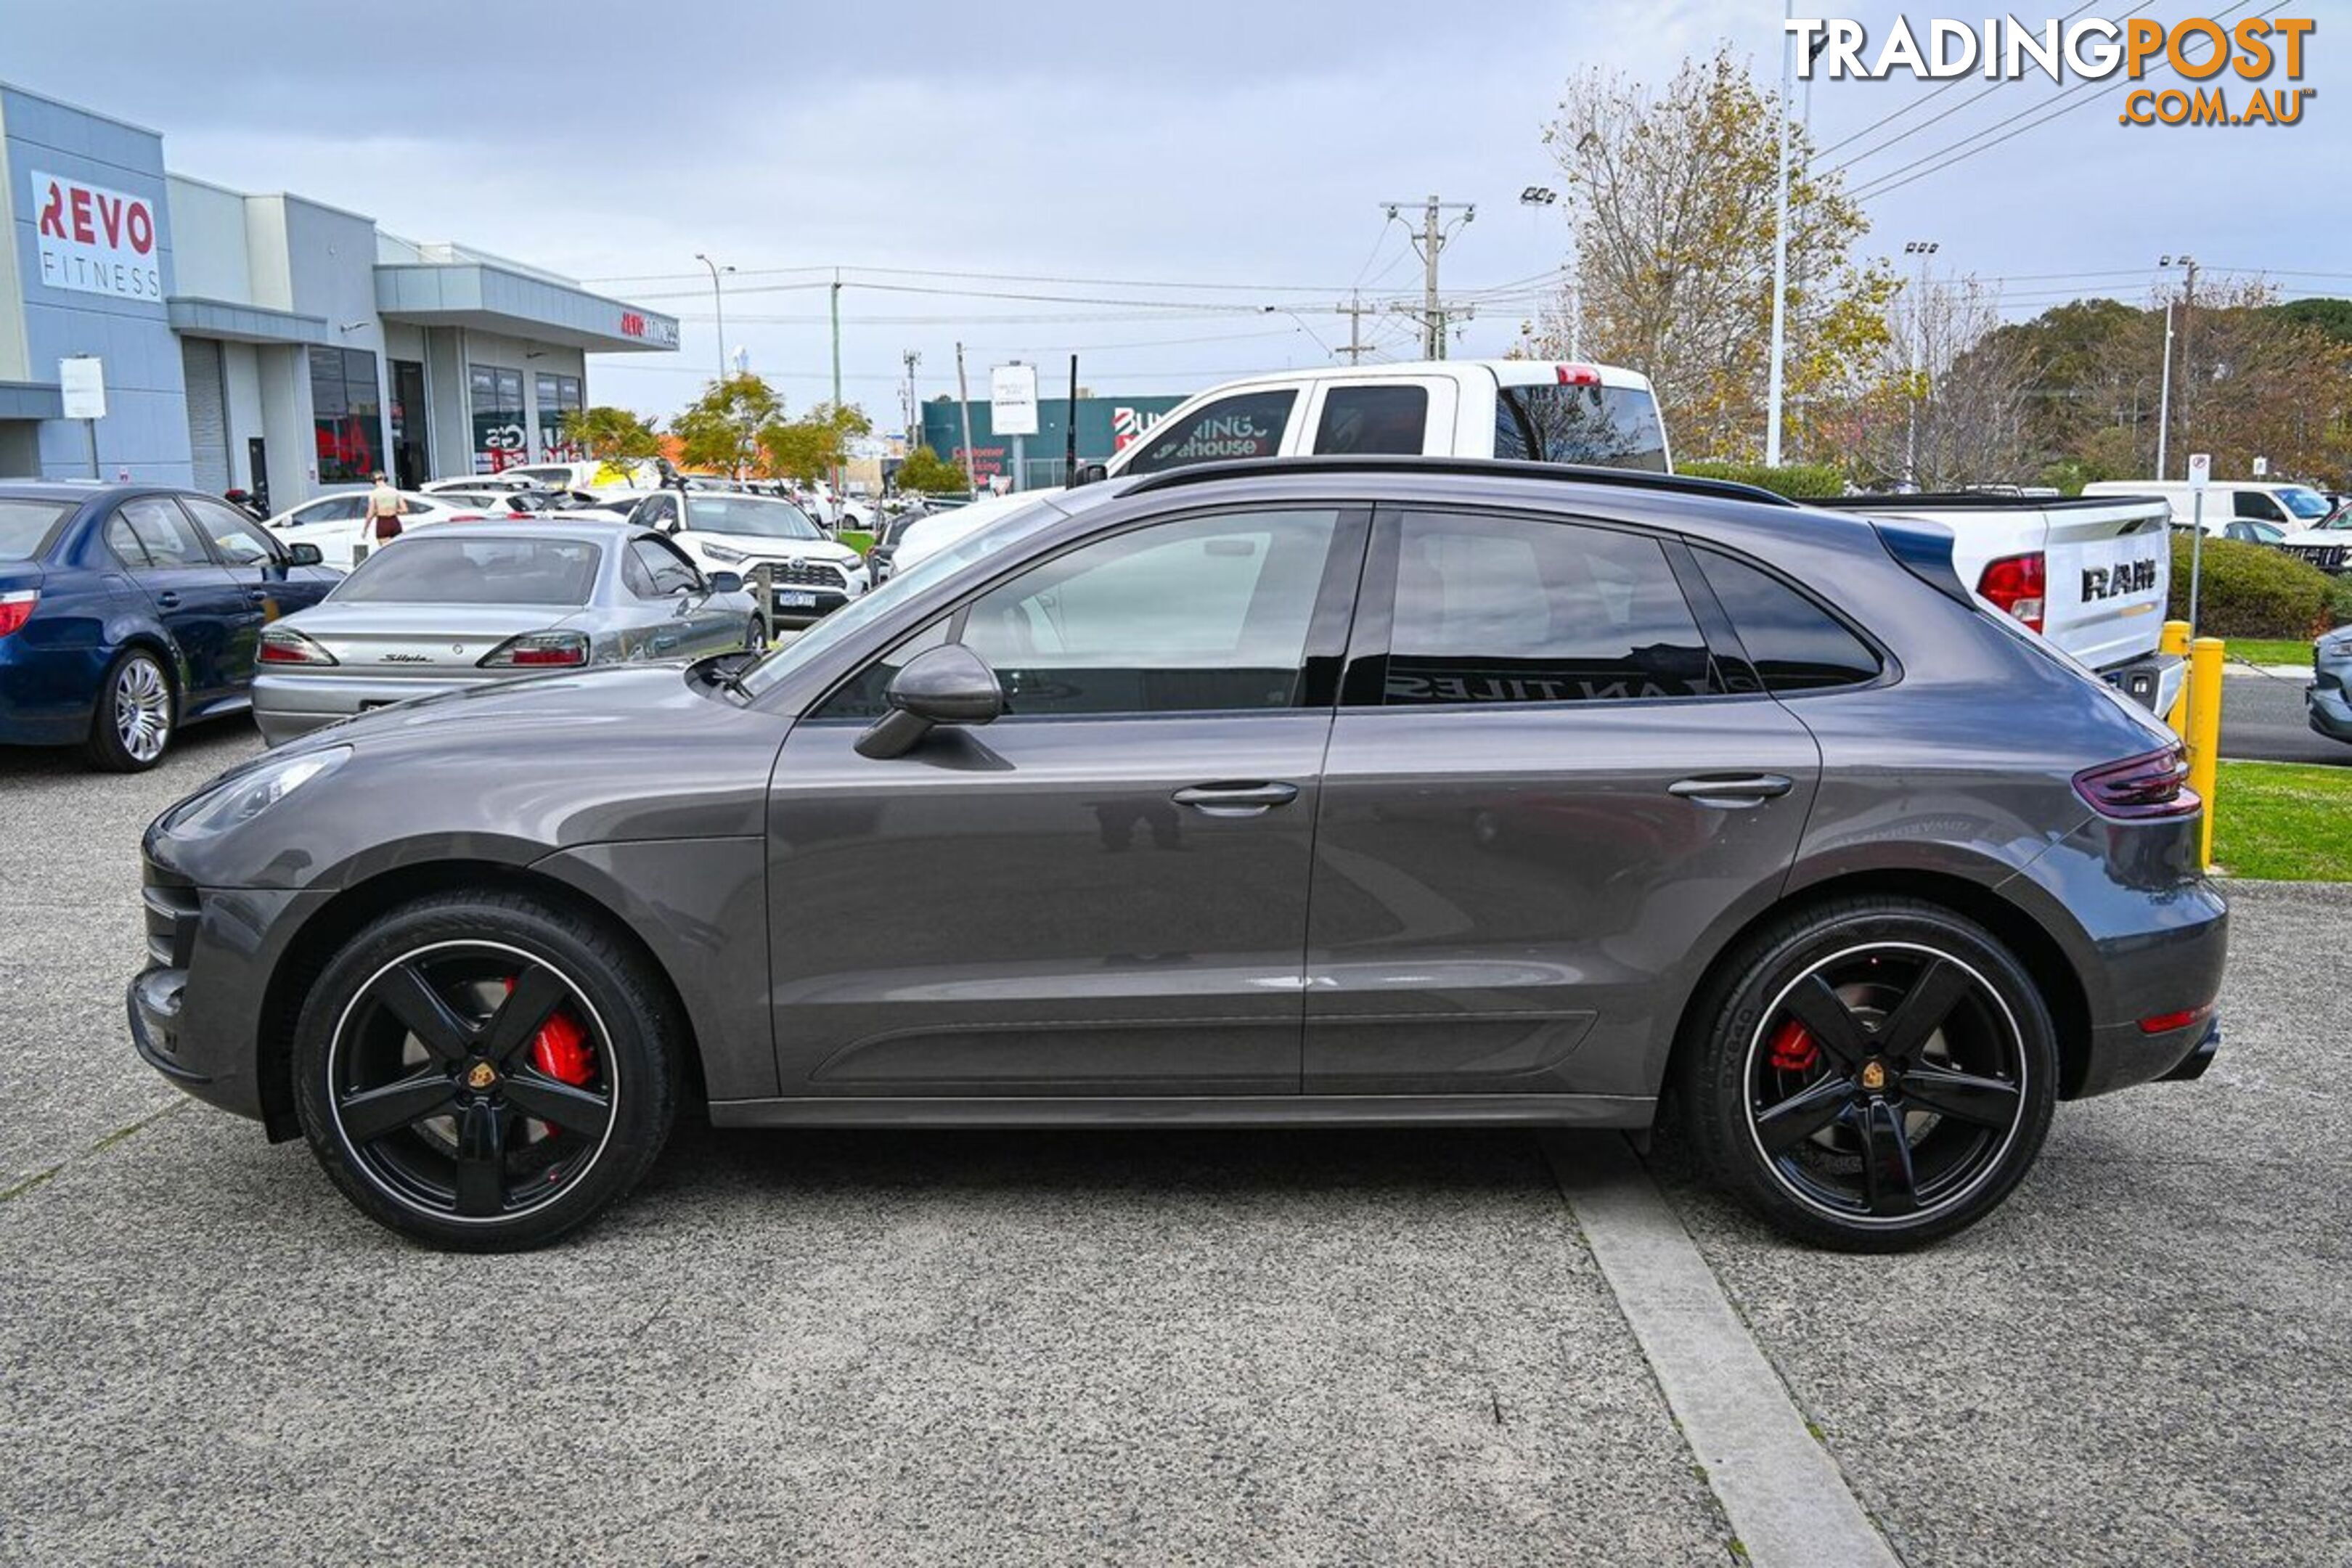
[2160, 619, 2192, 741]
[2187, 637, 2224, 871]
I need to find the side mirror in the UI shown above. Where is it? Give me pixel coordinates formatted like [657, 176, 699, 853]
[707, 570, 743, 595]
[855, 643, 1004, 759]
[286, 542, 324, 566]
[1073, 462, 1108, 486]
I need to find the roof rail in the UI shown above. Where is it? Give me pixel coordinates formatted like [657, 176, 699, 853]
[1118, 455, 1799, 508]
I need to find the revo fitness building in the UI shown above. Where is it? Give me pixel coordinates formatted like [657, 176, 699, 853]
[0, 81, 677, 509]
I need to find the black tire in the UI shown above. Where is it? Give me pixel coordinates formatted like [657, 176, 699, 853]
[1679, 897, 2057, 1252]
[292, 891, 681, 1251]
[85, 646, 174, 772]
[745, 615, 769, 653]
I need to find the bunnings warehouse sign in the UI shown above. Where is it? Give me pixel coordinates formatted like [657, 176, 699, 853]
[921, 394, 1185, 483]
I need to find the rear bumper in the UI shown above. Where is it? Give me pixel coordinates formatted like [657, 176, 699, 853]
[251, 670, 494, 745]
[0, 640, 105, 746]
[2097, 652, 2183, 716]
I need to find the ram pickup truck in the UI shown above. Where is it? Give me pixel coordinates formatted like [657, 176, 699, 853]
[1814, 491, 2180, 713]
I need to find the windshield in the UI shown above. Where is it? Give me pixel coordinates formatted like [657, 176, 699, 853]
[687, 495, 823, 540]
[734, 498, 1067, 699]
[332, 536, 603, 605]
[2280, 486, 2331, 520]
[0, 499, 72, 560]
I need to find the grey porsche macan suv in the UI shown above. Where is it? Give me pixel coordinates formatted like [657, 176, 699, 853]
[130, 459, 2228, 1251]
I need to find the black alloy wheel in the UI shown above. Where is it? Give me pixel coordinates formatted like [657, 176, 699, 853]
[1682, 899, 2057, 1251]
[293, 894, 679, 1250]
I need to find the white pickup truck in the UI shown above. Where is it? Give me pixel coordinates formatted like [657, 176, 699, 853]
[1813, 492, 2179, 713]
[889, 359, 2177, 711]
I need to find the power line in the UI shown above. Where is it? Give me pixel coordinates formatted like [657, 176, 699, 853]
[1815, 0, 2109, 169]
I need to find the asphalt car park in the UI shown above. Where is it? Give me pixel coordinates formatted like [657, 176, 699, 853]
[2, 724, 2346, 1564]
[2224, 661, 2351, 766]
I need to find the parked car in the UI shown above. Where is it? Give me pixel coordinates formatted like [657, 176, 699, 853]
[2308, 626, 2352, 743]
[417, 489, 558, 516]
[2081, 478, 2335, 533]
[421, 475, 537, 495]
[250, 519, 761, 746]
[0, 482, 337, 769]
[130, 457, 2225, 1251]
[264, 490, 489, 568]
[615, 490, 868, 626]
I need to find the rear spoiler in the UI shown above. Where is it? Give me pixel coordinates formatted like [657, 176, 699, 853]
[1869, 517, 1976, 611]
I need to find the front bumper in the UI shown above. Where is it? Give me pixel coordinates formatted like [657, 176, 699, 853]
[126, 859, 314, 1135]
[2307, 674, 2352, 743]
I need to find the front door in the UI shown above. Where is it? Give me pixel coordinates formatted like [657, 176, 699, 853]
[176, 495, 335, 673]
[1304, 505, 1821, 1101]
[766, 505, 1365, 1098]
[103, 496, 252, 707]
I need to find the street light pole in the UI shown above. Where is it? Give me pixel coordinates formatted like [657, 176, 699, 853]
[694, 253, 733, 387]
[1903, 240, 1938, 491]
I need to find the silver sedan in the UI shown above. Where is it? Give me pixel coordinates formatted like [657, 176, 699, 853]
[251, 519, 763, 746]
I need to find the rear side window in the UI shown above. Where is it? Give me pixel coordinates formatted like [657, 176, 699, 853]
[1694, 550, 1882, 692]
[1493, 383, 1668, 472]
[1119, 390, 1297, 475]
[1315, 386, 1428, 454]
[0, 500, 70, 561]
[1381, 512, 1714, 705]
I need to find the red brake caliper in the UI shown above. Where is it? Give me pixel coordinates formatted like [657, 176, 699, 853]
[502, 977, 595, 1093]
[1768, 1019, 1819, 1074]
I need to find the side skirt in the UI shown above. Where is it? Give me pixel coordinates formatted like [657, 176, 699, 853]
[706, 1093, 1657, 1130]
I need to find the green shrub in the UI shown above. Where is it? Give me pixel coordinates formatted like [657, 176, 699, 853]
[1678, 460, 1848, 500]
[2171, 536, 2340, 638]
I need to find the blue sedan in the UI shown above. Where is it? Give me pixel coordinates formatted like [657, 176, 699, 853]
[0, 482, 340, 769]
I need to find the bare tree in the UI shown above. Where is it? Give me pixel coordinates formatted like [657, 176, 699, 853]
[1840, 275, 2035, 489]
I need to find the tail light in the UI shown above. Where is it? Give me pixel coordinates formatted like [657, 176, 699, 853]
[259, 626, 338, 666]
[2073, 744, 2199, 820]
[1555, 364, 1602, 386]
[0, 589, 36, 639]
[479, 631, 589, 669]
[1977, 552, 2046, 632]
[446, 513, 488, 523]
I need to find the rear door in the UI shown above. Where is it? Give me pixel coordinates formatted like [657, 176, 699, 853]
[104, 497, 250, 706]
[1304, 505, 1819, 1101]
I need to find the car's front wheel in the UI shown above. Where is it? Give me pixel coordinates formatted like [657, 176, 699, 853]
[1680, 897, 2057, 1251]
[292, 892, 681, 1251]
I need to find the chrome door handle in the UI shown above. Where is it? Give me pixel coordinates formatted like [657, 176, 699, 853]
[155, 591, 181, 608]
[1669, 773, 1794, 807]
[1172, 781, 1300, 815]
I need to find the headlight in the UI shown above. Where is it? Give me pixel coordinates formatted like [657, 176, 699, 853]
[163, 747, 350, 839]
[702, 542, 748, 564]
[2322, 633, 2352, 657]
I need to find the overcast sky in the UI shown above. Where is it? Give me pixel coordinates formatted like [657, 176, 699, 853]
[4, 0, 2340, 426]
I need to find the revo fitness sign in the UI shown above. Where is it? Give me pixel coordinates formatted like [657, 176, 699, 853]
[30, 170, 163, 301]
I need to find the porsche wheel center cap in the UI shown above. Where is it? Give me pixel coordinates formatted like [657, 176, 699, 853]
[1859, 1060, 1887, 1092]
[466, 1062, 498, 1090]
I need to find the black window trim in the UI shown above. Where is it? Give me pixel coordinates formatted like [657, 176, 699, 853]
[799, 499, 1374, 724]
[1339, 502, 1770, 714]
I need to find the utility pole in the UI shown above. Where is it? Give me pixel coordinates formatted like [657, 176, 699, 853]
[1903, 240, 1938, 491]
[1765, 0, 1794, 467]
[953, 341, 979, 497]
[829, 268, 844, 409]
[902, 348, 921, 457]
[1335, 291, 1374, 364]
[2155, 298, 2175, 481]
[1381, 195, 1474, 358]
[694, 253, 732, 387]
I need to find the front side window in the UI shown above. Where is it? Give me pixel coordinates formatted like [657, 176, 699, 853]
[631, 538, 701, 595]
[110, 497, 213, 571]
[1492, 383, 1669, 472]
[1694, 549, 1882, 692]
[2235, 490, 2287, 523]
[1315, 385, 1429, 455]
[179, 497, 281, 565]
[1119, 391, 1297, 475]
[1381, 511, 1712, 705]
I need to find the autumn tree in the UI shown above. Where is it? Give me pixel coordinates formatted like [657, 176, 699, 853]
[672, 373, 785, 478]
[560, 405, 663, 481]
[893, 445, 971, 496]
[1836, 274, 2036, 489]
[1535, 46, 1895, 462]
[761, 401, 875, 483]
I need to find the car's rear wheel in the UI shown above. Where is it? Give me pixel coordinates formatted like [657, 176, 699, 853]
[291, 892, 680, 1251]
[1681, 898, 2057, 1251]
[86, 648, 173, 772]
